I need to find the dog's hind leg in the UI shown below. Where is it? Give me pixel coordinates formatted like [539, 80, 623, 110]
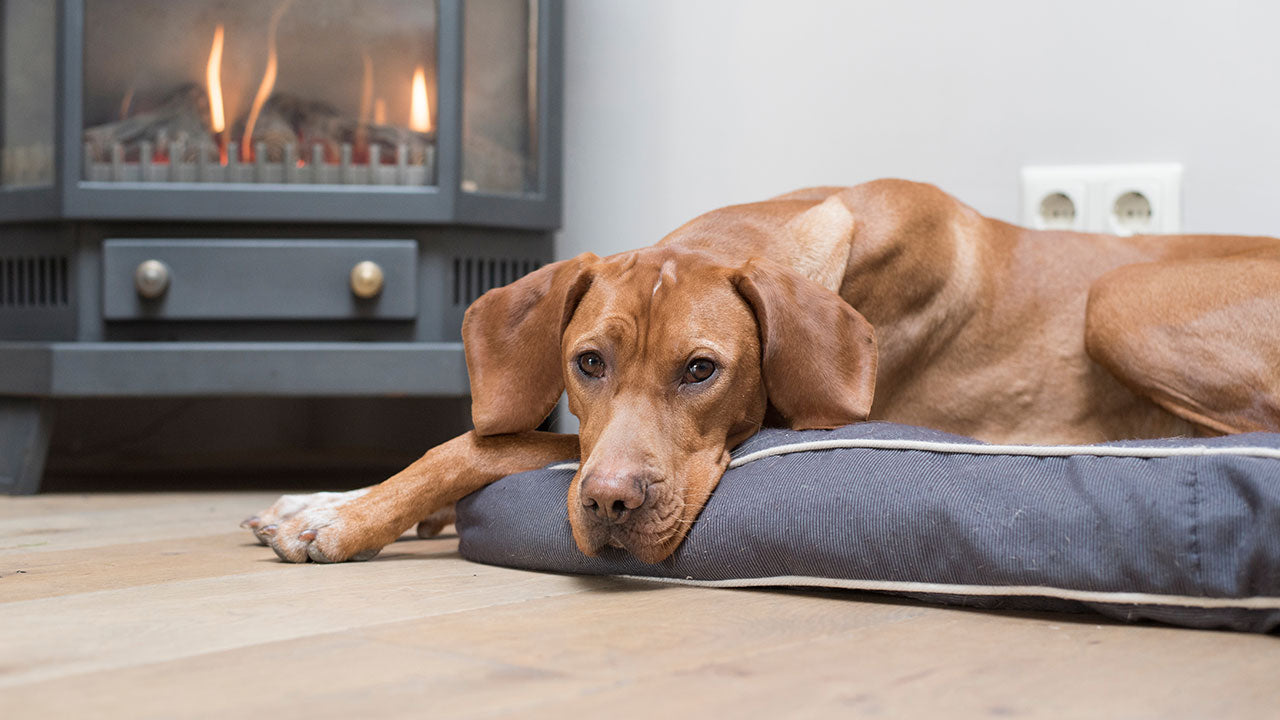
[415, 505, 457, 538]
[248, 431, 579, 562]
[1085, 251, 1280, 435]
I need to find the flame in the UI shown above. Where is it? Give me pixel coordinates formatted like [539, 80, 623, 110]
[206, 24, 226, 134]
[410, 66, 431, 133]
[242, 0, 294, 161]
[374, 98, 387, 126]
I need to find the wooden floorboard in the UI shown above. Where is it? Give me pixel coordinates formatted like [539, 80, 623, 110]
[0, 492, 280, 554]
[2, 492, 1277, 718]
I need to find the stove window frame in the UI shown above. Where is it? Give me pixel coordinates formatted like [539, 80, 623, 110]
[0, 0, 561, 230]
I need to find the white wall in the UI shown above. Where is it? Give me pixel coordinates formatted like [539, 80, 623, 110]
[558, 0, 1280, 260]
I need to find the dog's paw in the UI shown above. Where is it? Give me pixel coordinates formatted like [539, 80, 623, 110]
[241, 490, 367, 545]
[242, 489, 380, 563]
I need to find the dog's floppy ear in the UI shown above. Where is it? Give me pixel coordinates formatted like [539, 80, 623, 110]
[734, 257, 878, 429]
[463, 252, 599, 435]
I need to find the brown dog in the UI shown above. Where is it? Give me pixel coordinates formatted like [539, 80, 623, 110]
[245, 179, 1280, 564]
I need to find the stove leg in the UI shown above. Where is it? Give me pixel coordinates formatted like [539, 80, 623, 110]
[0, 399, 54, 495]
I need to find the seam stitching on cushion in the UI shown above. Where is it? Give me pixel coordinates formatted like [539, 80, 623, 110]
[729, 439, 1280, 466]
[546, 439, 1280, 473]
[620, 575, 1280, 609]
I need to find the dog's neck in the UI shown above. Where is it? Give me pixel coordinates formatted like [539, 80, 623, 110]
[834, 183, 988, 400]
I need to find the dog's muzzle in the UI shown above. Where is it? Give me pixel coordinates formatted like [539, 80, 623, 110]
[579, 471, 650, 525]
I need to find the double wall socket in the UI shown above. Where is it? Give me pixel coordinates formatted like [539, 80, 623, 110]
[1020, 163, 1182, 236]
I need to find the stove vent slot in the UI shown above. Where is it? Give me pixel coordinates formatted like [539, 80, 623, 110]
[452, 257, 544, 306]
[0, 255, 70, 308]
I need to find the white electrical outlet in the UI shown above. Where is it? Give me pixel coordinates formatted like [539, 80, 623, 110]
[1021, 166, 1092, 232]
[1020, 163, 1182, 236]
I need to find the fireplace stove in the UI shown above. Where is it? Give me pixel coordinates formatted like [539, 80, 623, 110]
[0, 0, 562, 493]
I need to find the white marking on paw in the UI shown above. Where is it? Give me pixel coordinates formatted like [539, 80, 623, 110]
[257, 487, 370, 562]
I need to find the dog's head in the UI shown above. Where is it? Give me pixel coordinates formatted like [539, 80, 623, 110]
[462, 204, 877, 562]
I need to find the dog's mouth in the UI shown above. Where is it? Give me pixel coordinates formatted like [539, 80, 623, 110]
[608, 514, 689, 564]
[568, 446, 731, 563]
[569, 479, 691, 564]
[594, 522, 687, 564]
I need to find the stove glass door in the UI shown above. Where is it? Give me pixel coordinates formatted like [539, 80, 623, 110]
[82, 0, 439, 187]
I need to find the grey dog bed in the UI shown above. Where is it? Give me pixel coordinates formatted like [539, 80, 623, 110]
[454, 422, 1280, 632]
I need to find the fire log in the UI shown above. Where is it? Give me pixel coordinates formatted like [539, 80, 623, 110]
[236, 93, 433, 165]
[83, 84, 219, 163]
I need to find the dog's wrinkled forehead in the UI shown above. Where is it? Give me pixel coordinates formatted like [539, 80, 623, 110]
[587, 249, 726, 312]
[567, 249, 751, 351]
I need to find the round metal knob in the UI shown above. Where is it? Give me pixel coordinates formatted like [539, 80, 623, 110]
[349, 260, 385, 299]
[134, 259, 171, 299]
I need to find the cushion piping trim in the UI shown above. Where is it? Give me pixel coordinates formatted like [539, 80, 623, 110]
[545, 437, 1280, 472]
[618, 574, 1280, 610]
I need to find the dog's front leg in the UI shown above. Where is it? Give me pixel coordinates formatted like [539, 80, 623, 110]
[245, 431, 579, 563]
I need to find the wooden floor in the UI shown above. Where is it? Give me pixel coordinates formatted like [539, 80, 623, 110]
[2, 492, 1278, 718]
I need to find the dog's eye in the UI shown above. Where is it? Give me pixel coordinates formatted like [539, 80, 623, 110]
[577, 352, 606, 378]
[683, 359, 716, 384]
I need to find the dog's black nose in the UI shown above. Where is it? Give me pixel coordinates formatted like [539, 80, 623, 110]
[580, 473, 648, 524]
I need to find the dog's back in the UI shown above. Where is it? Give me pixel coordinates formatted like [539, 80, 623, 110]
[662, 180, 1280, 443]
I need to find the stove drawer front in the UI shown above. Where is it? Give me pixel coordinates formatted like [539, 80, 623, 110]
[102, 239, 418, 321]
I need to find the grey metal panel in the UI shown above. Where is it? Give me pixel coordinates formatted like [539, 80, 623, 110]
[434, 0, 463, 222]
[65, 185, 457, 225]
[101, 239, 418, 321]
[0, 343, 54, 394]
[57, 0, 79, 218]
[0, 188, 60, 222]
[0, 302, 76, 340]
[541, 0, 565, 229]
[0, 398, 53, 494]
[454, 191, 561, 229]
[450, 0, 562, 231]
[0, 341, 470, 397]
[0, 224, 78, 339]
[59, 224, 553, 343]
[73, 225, 102, 340]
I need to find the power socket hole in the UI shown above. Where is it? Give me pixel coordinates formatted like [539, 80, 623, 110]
[1038, 192, 1077, 229]
[1112, 191, 1153, 234]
